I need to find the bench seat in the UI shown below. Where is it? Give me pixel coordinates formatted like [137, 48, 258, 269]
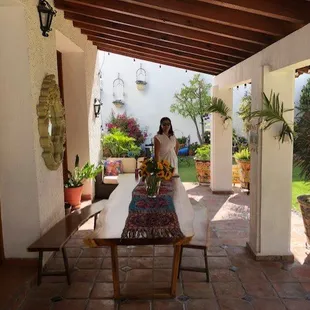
[28, 200, 107, 285]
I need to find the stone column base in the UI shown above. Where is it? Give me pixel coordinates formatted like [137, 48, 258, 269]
[246, 242, 294, 263]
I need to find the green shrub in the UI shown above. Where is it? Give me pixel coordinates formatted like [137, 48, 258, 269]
[194, 144, 211, 161]
[234, 148, 250, 161]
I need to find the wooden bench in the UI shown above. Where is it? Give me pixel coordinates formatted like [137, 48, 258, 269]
[27, 201, 105, 286]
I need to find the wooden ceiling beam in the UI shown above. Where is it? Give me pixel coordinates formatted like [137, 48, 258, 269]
[101, 0, 300, 36]
[66, 0, 273, 46]
[197, 0, 310, 24]
[80, 26, 237, 66]
[61, 2, 259, 53]
[67, 13, 248, 60]
[84, 32, 231, 69]
[96, 44, 220, 75]
[91, 38, 224, 72]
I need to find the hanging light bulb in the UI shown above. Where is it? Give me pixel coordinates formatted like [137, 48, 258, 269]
[185, 69, 188, 73]
[159, 64, 161, 68]
[237, 85, 239, 90]
[244, 83, 247, 88]
[133, 58, 136, 62]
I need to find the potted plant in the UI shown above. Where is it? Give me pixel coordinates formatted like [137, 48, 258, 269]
[64, 155, 103, 207]
[189, 142, 199, 156]
[194, 144, 211, 185]
[177, 136, 187, 148]
[112, 99, 125, 108]
[136, 80, 147, 91]
[233, 148, 250, 189]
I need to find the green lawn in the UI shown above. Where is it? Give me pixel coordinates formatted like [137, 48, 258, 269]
[178, 157, 309, 212]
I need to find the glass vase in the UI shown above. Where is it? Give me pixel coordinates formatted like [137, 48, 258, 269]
[145, 175, 161, 198]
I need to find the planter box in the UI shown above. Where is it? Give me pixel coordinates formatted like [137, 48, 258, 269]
[195, 160, 210, 185]
[232, 164, 240, 185]
[236, 159, 250, 189]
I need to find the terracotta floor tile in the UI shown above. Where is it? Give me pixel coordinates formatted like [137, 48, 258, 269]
[119, 300, 151, 309]
[66, 238, 86, 248]
[154, 257, 173, 269]
[102, 257, 128, 269]
[290, 265, 310, 282]
[91, 283, 114, 299]
[131, 245, 154, 257]
[237, 268, 268, 283]
[208, 257, 232, 269]
[118, 246, 131, 257]
[243, 282, 277, 298]
[42, 276, 67, 283]
[86, 299, 116, 310]
[71, 269, 99, 282]
[182, 247, 204, 257]
[20, 298, 52, 310]
[52, 299, 88, 310]
[153, 300, 184, 310]
[76, 258, 103, 269]
[187, 299, 220, 310]
[96, 269, 126, 282]
[27, 283, 65, 299]
[272, 282, 306, 299]
[72, 229, 93, 239]
[213, 282, 245, 299]
[207, 246, 227, 257]
[219, 299, 253, 310]
[301, 282, 310, 292]
[154, 246, 174, 256]
[80, 247, 109, 258]
[45, 258, 77, 271]
[153, 282, 183, 296]
[63, 282, 93, 299]
[251, 298, 286, 310]
[183, 282, 215, 298]
[154, 269, 172, 282]
[210, 269, 240, 282]
[128, 257, 153, 269]
[121, 282, 153, 296]
[56, 248, 82, 258]
[263, 267, 298, 283]
[181, 270, 208, 282]
[126, 269, 153, 282]
[283, 299, 310, 310]
[180, 257, 205, 268]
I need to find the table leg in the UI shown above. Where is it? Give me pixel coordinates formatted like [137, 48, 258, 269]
[110, 245, 120, 299]
[170, 244, 182, 297]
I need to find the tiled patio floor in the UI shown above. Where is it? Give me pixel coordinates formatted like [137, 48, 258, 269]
[10, 184, 310, 309]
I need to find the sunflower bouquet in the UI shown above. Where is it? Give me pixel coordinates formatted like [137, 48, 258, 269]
[139, 158, 174, 197]
[139, 158, 174, 181]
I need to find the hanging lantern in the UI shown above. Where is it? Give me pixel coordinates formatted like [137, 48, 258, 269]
[136, 64, 147, 91]
[37, 0, 57, 37]
[112, 73, 125, 108]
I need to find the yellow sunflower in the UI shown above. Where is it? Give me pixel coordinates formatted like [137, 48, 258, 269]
[162, 160, 170, 167]
[157, 171, 165, 178]
[157, 162, 164, 170]
[164, 171, 172, 180]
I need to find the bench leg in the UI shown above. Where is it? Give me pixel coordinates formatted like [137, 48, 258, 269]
[94, 213, 98, 230]
[177, 246, 183, 279]
[62, 248, 71, 285]
[37, 251, 43, 286]
[203, 247, 210, 282]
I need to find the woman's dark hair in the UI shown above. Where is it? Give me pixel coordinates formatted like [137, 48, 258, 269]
[157, 117, 174, 137]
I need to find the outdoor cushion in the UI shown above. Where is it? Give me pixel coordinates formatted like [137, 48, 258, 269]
[103, 176, 119, 185]
[104, 160, 123, 176]
[107, 158, 136, 173]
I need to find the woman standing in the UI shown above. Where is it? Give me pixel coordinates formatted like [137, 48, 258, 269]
[154, 117, 179, 175]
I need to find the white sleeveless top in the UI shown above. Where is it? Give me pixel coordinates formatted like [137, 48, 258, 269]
[154, 134, 178, 174]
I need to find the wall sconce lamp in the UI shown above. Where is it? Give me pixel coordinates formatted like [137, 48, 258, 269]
[94, 99, 102, 118]
[37, 0, 57, 37]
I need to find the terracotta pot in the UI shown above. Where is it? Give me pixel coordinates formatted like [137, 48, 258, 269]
[195, 160, 211, 185]
[236, 159, 250, 189]
[64, 185, 83, 207]
[297, 195, 310, 245]
[232, 164, 240, 185]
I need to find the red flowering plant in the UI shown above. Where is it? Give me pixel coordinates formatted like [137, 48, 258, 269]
[105, 111, 148, 145]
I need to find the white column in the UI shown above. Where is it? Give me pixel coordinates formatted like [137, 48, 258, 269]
[248, 66, 294, 258]
[210, 86, 233, 193]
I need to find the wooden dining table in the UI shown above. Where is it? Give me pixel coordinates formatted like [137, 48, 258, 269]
[85, 174, 196, 299]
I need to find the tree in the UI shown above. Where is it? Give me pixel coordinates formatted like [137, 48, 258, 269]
[170, 74, 212, 144]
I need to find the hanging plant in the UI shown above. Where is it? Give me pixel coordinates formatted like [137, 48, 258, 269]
[136, 80, 147, 91]
[249, 91, 294, 143]
[112, 99, 125, 108]
[136, 64, 147, 91]
[207, 97, 232, 127]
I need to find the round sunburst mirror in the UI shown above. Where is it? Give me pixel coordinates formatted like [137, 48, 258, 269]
[37, 74, 66, 170]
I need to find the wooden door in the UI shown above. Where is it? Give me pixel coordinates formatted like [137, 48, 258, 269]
[57, 51, 68, 184]
[0, 201, 4, 264]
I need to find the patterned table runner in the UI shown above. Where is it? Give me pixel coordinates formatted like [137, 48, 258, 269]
[121, 180, 185, 239]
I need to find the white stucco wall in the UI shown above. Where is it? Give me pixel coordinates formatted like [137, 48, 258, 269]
[0, 0, 100, 258]
[99, 52, 213, 144]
